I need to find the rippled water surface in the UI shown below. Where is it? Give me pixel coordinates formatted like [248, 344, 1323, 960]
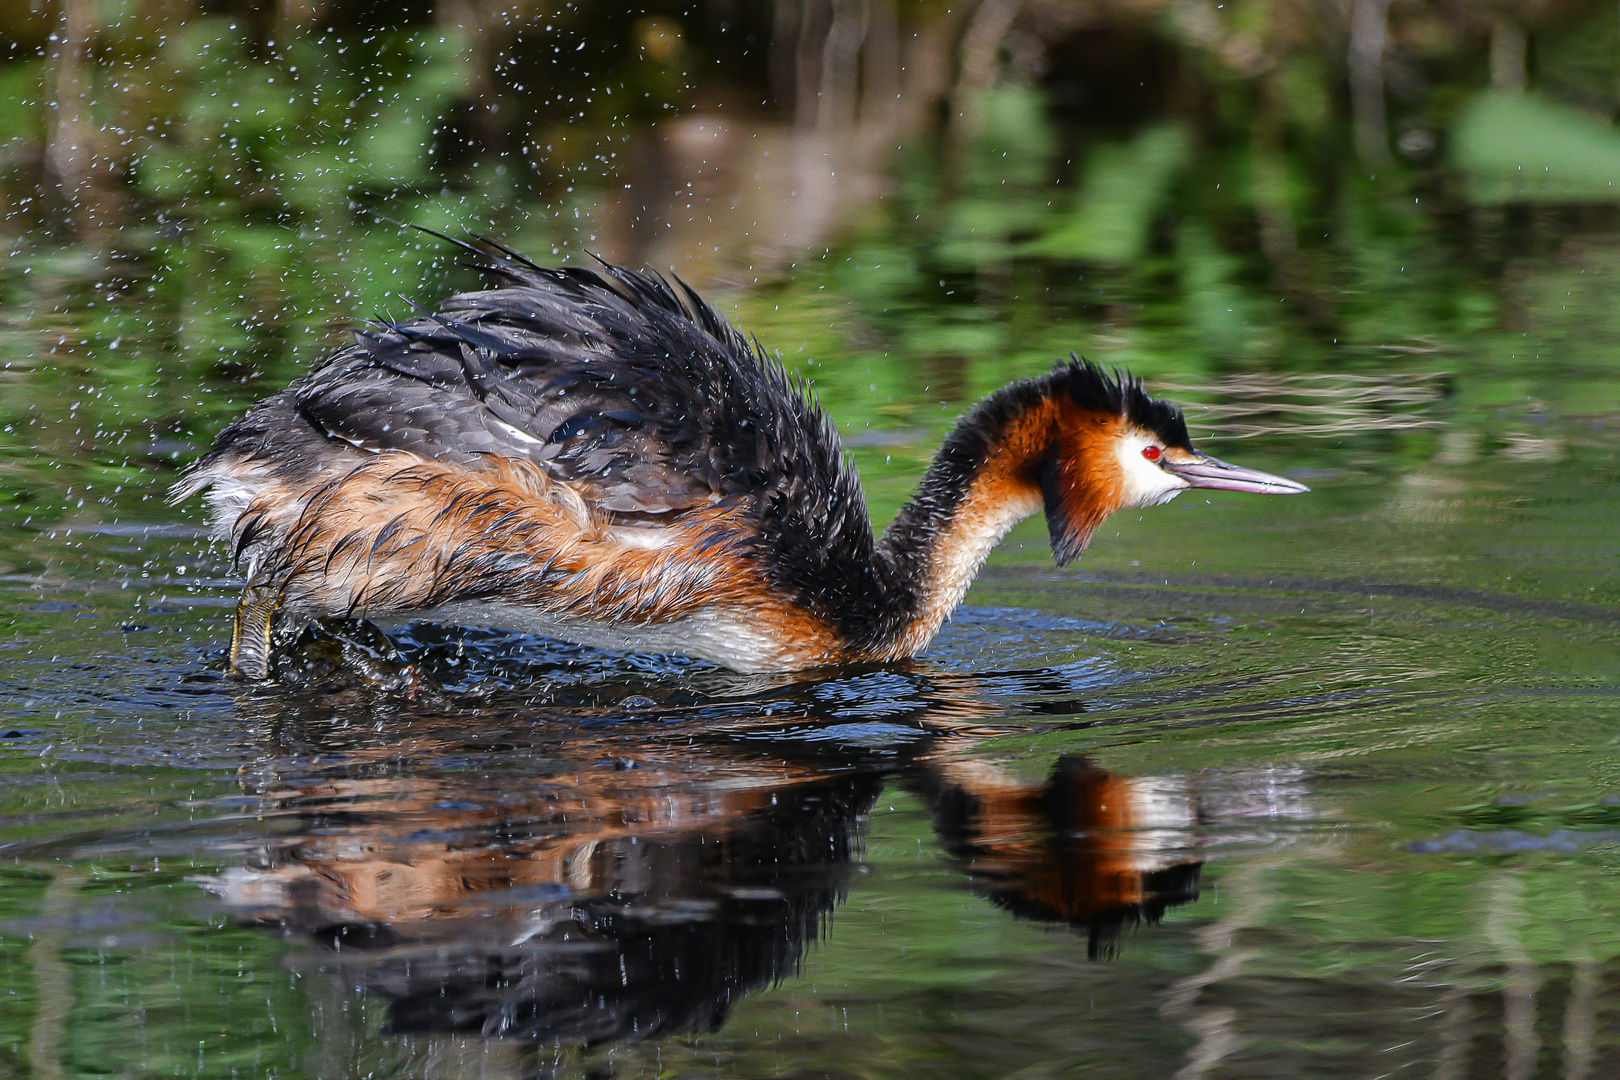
[2, 428, 1617, 1078]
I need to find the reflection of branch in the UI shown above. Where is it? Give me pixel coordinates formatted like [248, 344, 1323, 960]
[1157, 372, 1446, 439]
[26, 868, 84, 1080]
[1433, 977, 1475, 1080]
[1563, 958, 1598, 1080]
[1161, 857, 1279, 1080]
[1162, 372, 1447, 391]
[1358, 340, 1449, 355]
[1182, 394, 1440, 412]
[769, 0, 801, 109]
[1483, 873, 1541, 1080]
[1188, 417, 1443, 440]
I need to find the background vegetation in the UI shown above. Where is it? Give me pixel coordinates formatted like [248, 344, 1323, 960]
[2, 0, 1620, 527]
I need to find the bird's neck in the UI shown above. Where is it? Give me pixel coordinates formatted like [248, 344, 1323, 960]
[868, 392, 1064, 660]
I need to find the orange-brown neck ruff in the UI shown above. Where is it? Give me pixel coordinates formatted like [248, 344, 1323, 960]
[857, 384, 1136, 663]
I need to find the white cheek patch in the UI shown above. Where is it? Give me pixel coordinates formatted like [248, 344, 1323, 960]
[1115, 430, 1188, 508]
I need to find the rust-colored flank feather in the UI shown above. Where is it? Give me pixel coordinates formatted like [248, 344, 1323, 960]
[174, 247, 1306, 677]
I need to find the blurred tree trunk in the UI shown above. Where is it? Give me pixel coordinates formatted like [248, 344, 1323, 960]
[436, 0, 510, 149]
[1489, 16, 1527, 93]
[1251, 77, 1297, 267]
[45, 0, 117, 239]
[779, 0, 903, 130]
[900, 8, 960, 129]
[795, 0, 833, 127]
[770, 0, 801, 112]
[1253, 74, 1334, 326]
[278, 0, 329, 27]
[819, 0, 868, 131]
[1348, 0, 1391, 168]
[860, 0, 900, 127]
[953, 0, 1021, 136]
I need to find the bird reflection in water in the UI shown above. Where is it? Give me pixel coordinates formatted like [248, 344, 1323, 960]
[920, 755, 1202, 960]
[200, 662, 1203, 1043]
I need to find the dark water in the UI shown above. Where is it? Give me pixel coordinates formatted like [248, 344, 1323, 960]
[5, 1, 1620, 1076]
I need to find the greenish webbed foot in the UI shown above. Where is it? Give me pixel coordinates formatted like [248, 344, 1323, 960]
[229, 586, 282, 680]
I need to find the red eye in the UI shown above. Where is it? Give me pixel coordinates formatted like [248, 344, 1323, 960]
[1142, 445, 1162, 462]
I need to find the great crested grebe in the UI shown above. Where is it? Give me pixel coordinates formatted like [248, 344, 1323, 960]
[175, 247, 1307, 678]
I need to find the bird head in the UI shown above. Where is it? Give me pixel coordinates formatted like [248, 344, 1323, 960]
[1039, 361, 1309, 564]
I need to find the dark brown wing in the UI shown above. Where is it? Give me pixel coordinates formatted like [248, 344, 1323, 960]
[188, 255, 891, 650]
[293, 263, 842, 517]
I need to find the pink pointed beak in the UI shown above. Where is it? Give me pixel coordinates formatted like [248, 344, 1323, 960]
[1167, 453, 1311, 495]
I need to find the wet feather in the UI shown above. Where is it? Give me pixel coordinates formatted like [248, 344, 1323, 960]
[177, 251, 1198, 673]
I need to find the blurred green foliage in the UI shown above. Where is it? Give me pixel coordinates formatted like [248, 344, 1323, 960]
[1455, 91, 1620, 203]
[1036, 123, 1191, 264]
[0, 0, 1616, 520]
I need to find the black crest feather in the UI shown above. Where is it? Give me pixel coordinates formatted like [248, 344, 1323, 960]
[1058, 355, 1192, 450]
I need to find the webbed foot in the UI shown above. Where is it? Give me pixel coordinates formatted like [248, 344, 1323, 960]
[229, 585, 282, 680]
